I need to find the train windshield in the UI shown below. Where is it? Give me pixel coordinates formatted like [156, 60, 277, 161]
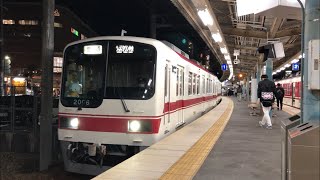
[61, 40, 156, 108]
[105, 41, 156, 99]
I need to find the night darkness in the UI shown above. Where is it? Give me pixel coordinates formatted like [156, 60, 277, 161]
[55, 0, 222, 78]
[55, 0, 151, 37]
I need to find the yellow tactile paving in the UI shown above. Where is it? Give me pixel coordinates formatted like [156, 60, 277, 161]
[160, 99, 234, 180]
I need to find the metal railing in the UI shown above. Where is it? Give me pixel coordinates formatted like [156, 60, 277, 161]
[0, 86, 59, 158]
[0, 86, 39, 133]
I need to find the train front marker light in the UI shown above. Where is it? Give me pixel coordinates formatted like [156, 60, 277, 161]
[70, 118, 79, 128]
[129, 120, 141, 132]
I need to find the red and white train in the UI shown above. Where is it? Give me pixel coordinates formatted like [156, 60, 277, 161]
[58, 36, 222, 174]
[275, 76, 301, 108]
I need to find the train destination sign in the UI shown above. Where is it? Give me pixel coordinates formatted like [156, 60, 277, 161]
[116, 45, 134, 54]
[84, 45, 102, 55]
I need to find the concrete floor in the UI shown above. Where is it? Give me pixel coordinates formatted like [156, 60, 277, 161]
[194, 97, 292, 180]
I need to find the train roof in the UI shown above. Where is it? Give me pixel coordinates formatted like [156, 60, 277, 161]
[64, 36, 220, 82]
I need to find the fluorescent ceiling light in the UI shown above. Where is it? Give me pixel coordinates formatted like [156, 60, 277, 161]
[276, 69, 281, 72]
[272, 72, 276, 75]
[224, 55, 231, 60]
[280, 67, 285, 71]
[197, 8, 213, 26]
[212, 33, 222, 42]
[220, 47, 228, 54]
[284, 64, 291, 68]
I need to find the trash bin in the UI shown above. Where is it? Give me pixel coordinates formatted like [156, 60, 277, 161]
[288, 121, 319, 180]
[281, 113, 301, 180]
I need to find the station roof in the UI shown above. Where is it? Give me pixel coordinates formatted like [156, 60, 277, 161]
[171, 0, 302, 81]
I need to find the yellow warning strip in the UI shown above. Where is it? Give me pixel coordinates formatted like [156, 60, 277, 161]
[160, 99, 234, 180]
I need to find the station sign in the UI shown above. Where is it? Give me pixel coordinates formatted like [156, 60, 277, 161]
[221, 64, 228, 71]
[292, 63, 299, 71]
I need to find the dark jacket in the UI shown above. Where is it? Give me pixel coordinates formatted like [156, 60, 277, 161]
[258, 79, 276, 103]
[237, 86, 242, 93]
[276, 87, 285, 99]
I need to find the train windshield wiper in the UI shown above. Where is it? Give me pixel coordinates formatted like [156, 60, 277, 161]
[115, 87, 130, 112]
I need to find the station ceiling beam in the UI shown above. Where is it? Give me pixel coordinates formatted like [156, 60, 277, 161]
[222, 27, 301, 39]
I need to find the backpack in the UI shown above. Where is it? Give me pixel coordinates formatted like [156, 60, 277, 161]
[277, 88, 283, 98]
[261, 92, 274, 107]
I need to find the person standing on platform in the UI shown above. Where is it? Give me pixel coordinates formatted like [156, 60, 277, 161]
[257, 74, 276, 129]
[237, 85, 243, 101]
[276, 83, 285, 110]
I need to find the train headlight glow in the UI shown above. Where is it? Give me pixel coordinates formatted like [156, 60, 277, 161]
[129, 120, 141, 132]
[70, 118, 79, 128]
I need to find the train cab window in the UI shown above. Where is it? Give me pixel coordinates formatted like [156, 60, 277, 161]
[105, 41, 156, 100]
[61, 42, 106, 108]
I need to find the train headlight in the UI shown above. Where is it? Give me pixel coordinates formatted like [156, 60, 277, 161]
[70, 118, 79, 128]
[128, 120, 152, 133]
[59, 117, 79, 129]
[129, 120, 141, 132]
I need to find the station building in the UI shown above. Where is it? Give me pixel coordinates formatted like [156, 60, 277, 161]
[1, 2, 97, 92]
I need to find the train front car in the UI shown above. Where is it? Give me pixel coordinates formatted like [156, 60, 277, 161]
[58, 37, 162, 174]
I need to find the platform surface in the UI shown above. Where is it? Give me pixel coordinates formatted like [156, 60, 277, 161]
[94, 97, 297, 180]
[194, 98, 292, 180]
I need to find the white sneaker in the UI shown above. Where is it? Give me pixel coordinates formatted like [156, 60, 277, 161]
[266, 126, 272, 129]
[259, 121, 264, 127]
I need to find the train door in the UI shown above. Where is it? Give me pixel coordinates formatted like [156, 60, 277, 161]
[163, 62, 171, 130]
[176, 66, 184, 127]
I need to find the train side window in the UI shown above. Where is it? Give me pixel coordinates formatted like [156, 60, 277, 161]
[165, 65, 168, 97]
[176, 67, 179, 96]
[202, 75, 205, 94]
[193, 73, 196, 95]
[197, 75, 200, 95]
[188, 72, 192, 95]
[206, 78, 210, 94]
[180, 69, 184, 96]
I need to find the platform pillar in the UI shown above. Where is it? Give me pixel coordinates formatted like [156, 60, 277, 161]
[39, 0, 54, 171]
[302, 0, 320, 122]
[266, 58, 273, 81]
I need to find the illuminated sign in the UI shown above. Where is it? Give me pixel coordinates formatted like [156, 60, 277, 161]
[116, 45, 134, 54]
[71, 28, 79, 36]
[292, 63, 299, 71]
[221, 64, 228, 71]
[84, 45, 102, 55]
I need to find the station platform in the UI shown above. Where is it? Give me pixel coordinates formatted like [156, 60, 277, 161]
[94, 97, 299, 180]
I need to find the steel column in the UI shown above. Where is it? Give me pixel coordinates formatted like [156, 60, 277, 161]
[39, 0, 54, 171]
[302, 0, 320, 122]
[266, 59, 273, 81]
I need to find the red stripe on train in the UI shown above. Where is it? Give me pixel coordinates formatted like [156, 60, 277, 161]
[59, 117, 161, 134]
[163, 95, 216, 113]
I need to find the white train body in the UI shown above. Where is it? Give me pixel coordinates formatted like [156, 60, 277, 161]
[58, 36, 221, 174]
[275, 76, 301, 108]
